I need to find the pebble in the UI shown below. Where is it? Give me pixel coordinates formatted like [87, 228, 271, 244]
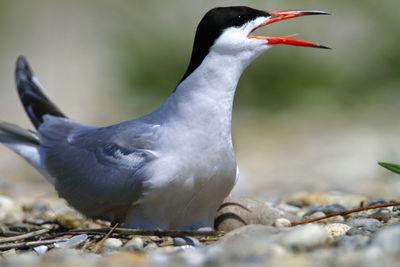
[218, 224, 280, 246]
[274, 218, 291, 228]
[214, 225, 289, 265]
[33, 245, 49, 255]
[367, 200, 387, 206]
[303, 211, 325, 219]
[177, 246, 208, 266]
[287, 200, 304, 208]
[369, 210, 391, 222]
[54, 234, 88, 249]
[101, 238, 123, 253]
[144, 243, 159, 252]
[2, 192, 400, 266]
[284, 192, 368, 209]
[278, 224, 329, 251]
[123, 237, 144, 251]
[303, 204, 346, 217]
[324, 223, 351, 238]
[277, 203, 301, 214]
[346, 227, 364, 236]
[0, 195, 24, 224]
[345, 218, 383, 232]
[370, 223, 400, 256]
[173, 236, 201, 247]
[333, 235, 369, 249]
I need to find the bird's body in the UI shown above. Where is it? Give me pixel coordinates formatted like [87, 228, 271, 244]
[0, 6, 329, 230]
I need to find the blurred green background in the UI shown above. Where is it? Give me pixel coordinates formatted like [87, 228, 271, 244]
[0, 0, 400, 203]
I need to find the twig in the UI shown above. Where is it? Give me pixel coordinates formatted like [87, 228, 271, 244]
[69, 228, 221, 237]
[0, 237, 69, 251]
[291, 201, 400, 226]
[0, 228, 51, 244]
[0, 230, 25, 237]
[92, 223, 119, 253]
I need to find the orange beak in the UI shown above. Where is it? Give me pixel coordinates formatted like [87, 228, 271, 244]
[248, 10, 331, 49]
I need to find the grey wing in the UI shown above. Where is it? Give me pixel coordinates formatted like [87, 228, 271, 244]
[39, 117, 159, 221]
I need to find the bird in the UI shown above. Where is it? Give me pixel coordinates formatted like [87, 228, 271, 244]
[0, 6, 329, 230]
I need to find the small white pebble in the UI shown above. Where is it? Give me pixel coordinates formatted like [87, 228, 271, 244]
[332, 215, 345, 223]
[103, 238, 123, 248]
[173, 236, 201, 247]
[277, 203, 301, 213]
[33, 245, 48, 255]
[144, 243, 158, 252]
[54, 234, 88, 249]
[325, 223, 351, 238]
[123, 237, 144, 251]
[306, 211, 326, 219]
[275, 218, 291, 228]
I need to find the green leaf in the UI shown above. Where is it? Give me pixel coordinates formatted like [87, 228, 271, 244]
[378, 162, 400, 174]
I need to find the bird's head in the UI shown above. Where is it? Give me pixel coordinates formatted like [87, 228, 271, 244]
[180, 6, 330, 82]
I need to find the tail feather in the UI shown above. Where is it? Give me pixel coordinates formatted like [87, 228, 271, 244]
[15, 56, 66, 129]
[0, 120, 39, 144]
[0, 120, 54, 184]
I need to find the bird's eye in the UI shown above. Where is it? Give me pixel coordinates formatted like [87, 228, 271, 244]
[233, 15, 245, 25]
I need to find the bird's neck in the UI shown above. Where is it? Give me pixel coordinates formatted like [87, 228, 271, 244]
[158, 51, 249, 134]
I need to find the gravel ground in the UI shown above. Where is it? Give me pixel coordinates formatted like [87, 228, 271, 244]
[1, 192, 400, 267]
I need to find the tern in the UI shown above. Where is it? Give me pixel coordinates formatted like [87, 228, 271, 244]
[0, 6, 329, 230]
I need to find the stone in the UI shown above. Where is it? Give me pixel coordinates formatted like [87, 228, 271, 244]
[278, 224, 329, 251]
[332, 215, 345, 223]
[324, 223, 351, 239]
[345, 218, 383, 232]
[214, 224, 288, 265]
[218, 224, 280, 246]
[346, 227, 364, 236]
[54, 234, 88, 249]
[284, 192, 367, 209]
[370, 223, 400, 256]
[274, 218, 291, 228]
[287, 200, 305, 208]
[277, 203, 301, 214]
[103, 238, 123, 249]
[144, 243, 159, 252]
[215, 196, 297, 232]
[303, 211, 326, 219]
[333, 235, 369, 249]
[123, 237, 144, 251]
[369, 210, 391, 222]
[173, 236, 201, 247]
[33, 245, 49, 255]
[0, 195, 24, 224]
[303, 204, 346, 217]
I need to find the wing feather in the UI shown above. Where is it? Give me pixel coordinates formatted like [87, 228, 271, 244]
[38, 117, 160, 221]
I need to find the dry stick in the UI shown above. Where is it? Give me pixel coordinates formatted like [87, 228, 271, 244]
[69, 228, 220, 237]
[291, 201, 400, 226]
[0, 228, 51, 244]
[0, 237, 69, 251]
[92, 223, 119, 253]
[0, 230, 25, 237]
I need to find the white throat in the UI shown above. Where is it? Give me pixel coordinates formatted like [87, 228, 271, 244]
[159, 48, 258, 126]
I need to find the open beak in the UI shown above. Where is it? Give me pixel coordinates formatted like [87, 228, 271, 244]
[248, 10, 331, 49]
